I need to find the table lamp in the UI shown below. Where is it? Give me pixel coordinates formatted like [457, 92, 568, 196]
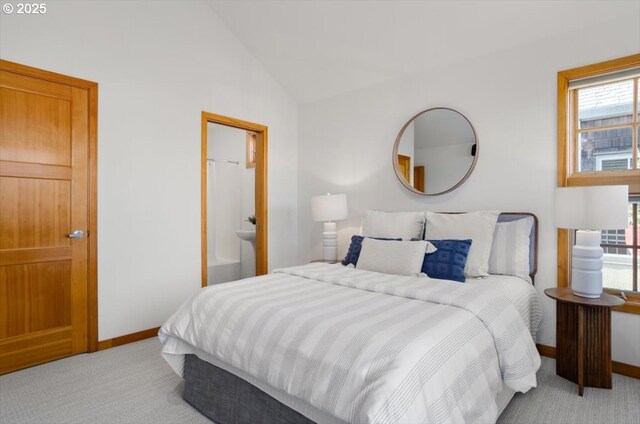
[311, 193, 348, 261]
[555, 185, 629, 298]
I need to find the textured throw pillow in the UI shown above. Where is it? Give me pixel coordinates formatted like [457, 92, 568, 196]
[341, 235, 401, 266]
[488, 217, 534, 282]
[361, 210, 425, 240]
[356, 239, 427, 276]
[421, 239, 472, 283]
[424, 210, 500, 277]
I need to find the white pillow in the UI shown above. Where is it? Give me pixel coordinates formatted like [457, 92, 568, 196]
[424, 210, 500, 277]
[356, 239, 427, 276]
[488, 217, 533, 283]
[361, 210, 425, 240]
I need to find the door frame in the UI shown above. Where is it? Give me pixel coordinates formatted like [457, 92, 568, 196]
[0, 60, 99, 352]
[201, 112, 268, 287]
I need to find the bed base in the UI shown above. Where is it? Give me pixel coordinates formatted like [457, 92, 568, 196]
[183, 354, 314, 424]
[184, 354, 515, 424]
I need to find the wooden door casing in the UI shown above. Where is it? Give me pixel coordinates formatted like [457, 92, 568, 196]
[0, 60, 98, 373]
[413, 165, 425, 192]
[397, 154, 411, 185]
[200, 112, 268, 286]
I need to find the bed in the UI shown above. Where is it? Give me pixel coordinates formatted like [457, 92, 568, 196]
[159, 212, 541, 424]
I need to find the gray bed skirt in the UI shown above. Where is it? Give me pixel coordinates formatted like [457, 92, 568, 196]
[183, 353, 515, 424]
[183, 354, 315, 424]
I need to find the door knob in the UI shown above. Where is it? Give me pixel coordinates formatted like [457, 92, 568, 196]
[67, 230, 85, 239]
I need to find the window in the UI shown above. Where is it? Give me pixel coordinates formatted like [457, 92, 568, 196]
[598, 156, 631, 172]
[602, 229, 627, 255]
[572, 67, 639, 177]
[558, 54, 640, 314]
[246, 132, 256, 168]
[599, 200, 639, 292]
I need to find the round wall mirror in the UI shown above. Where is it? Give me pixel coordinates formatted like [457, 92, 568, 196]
[393, 107, 478, 195]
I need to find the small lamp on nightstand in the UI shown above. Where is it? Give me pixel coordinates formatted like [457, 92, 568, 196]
[311, 193, 348, 261]
[555, 185, 628, 298]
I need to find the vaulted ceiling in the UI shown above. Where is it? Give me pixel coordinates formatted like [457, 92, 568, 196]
[209, 1, 638, 104]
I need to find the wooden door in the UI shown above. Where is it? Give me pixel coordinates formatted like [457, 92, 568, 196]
[0, 62, 97, 374]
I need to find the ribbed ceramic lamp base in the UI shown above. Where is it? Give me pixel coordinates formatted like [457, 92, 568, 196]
[571, 230, 604, 298]
[322, 222, 338, 261]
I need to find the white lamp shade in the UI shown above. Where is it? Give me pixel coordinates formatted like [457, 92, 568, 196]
[555, 185, 628, 230]
[311, 193, 348, 222]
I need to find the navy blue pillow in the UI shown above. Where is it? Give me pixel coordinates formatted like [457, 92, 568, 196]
[421, 239, 472, 283]
[341, 235, 401, 266]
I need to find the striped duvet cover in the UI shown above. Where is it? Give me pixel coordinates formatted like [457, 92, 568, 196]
[159, 263, 541, 424]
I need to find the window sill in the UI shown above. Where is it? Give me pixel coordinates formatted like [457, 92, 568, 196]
[605, 290, 640, 315]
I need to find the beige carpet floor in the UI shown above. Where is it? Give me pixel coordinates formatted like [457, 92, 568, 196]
[0, 338, 638, 424]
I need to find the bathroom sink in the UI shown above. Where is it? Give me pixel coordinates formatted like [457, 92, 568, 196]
[236, 229, 256, 241]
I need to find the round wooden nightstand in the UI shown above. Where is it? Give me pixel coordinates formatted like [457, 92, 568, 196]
[544, 287, 624, 396]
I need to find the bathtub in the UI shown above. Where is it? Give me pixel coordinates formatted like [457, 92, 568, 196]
[208, 258, 241, 285]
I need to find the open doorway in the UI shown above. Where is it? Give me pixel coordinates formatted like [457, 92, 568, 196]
[201, 112, 268, 287]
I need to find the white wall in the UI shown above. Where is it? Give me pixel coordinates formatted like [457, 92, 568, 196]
[0, 0, 298, 340]
[415, 143, 474, 194]
[298, 19, 640, 365]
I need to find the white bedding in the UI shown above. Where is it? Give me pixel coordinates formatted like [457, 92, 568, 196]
[160, 263, 541, 424]
[466, 274, 542, 340]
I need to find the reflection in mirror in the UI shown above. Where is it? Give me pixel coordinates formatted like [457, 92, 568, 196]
[394, 107, 478, 195]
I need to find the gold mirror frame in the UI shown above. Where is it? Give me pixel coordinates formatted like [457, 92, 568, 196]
[392, 107, 479, 196]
